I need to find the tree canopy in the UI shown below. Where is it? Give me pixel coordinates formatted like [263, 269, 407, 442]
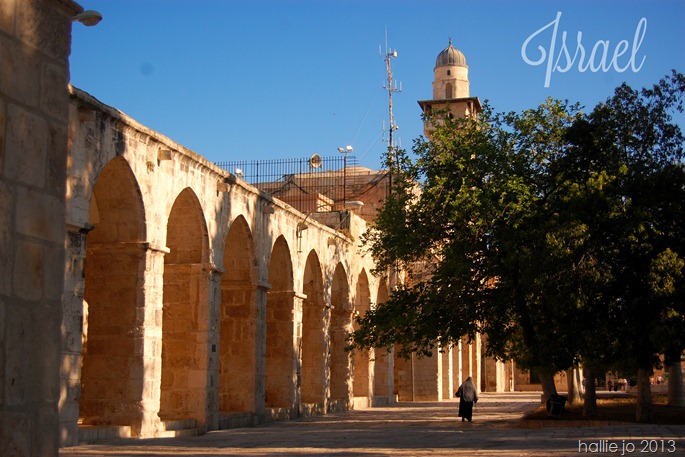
[560, 71, 685, 419]
[352, 72, 685, 418]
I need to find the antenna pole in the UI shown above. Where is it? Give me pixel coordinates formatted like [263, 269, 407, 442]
[383, 32, 401, 171]
[382, 32, 402, 296]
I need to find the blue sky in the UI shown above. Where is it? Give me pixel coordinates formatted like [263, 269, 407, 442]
[70, 1, 685, 170]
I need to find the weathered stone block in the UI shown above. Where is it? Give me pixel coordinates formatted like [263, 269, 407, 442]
[60, 396, 81, 424]
[62, 326, 82, 354]
[47, 122, 68, 193]
[0, 97, 6, 172]
[0, 181, 11, 297]
[15, 187, 64, 244]
[0, 0, 16, 34]
[127, 360, 145, 383]
[16, 0, 71, 62]
[5, 104, 47, 186]
[41, 63, 68, 120]
[60, 354, 81, 382]
[143, 379, 159, 402]
[0, 411, 30, 457]
[66, 192, 91, 229]
[6, 304, 61, 405]
[44, 243, 65, 300]
[0, 39, 40, 108]
[12, 240, 43, 301]
[35, 405, 59, 456]
[188, 370, 207, 389]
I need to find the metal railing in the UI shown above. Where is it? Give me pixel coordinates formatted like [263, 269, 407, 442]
[216, 156, 365, 214]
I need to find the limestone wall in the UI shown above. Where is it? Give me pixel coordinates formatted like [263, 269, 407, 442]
[59, 86, 389, 444]
[1, 0, 82, 455]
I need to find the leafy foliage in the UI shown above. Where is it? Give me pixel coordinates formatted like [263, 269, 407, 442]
[356, 99, 585, 373]
[352, 72, 685, 392]
[561, 71, 685, 376]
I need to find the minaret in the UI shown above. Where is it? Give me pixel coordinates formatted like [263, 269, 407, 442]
[418, 39, 482, 137]
[433, 38, 470, 99]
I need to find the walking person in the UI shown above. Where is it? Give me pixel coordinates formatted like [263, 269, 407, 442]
[456, 376, 478, 422]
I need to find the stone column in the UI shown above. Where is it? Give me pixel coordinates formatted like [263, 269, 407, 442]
[462, 337, 472, 380]
[125, 242, 166, 438]
[455, 339, 463, 388]
[474, 333, 482, 393]
[292, 291, 305, 416]
[495, 360, 505, 392]
[59, 225, 90, 446]
[205, 266, 222, 431]
[441, 346, 453, 400]
[1, 1, 82, 455]
[158, 260, 212, 432]
[387, 348, 395, 404]
[254, 281, 270, 420]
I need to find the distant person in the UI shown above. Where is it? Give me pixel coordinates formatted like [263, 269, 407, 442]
[456, 377, 478, 422]
[607, 380, 613, 392]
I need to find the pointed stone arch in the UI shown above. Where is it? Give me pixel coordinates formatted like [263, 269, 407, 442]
[164, 187, 209, 264]
[81, 156, 147, 427]
[329, 263, 351, 409]
[160, 187, 211, 425]
[265, 235, 295, 410]
[300, 250, 325, 410]
[219, 215, 258, 413]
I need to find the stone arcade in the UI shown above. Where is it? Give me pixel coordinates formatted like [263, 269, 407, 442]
[59, 85, 392, 443]
[2, 3, 533, 454]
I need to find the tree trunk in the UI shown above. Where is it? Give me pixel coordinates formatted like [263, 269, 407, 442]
[583, 367, 597, 417]
[636, 368, 653, 423]
[667, 361, 685, 407]
[566, 366, 584, 405]
[539, 371, 557, 404]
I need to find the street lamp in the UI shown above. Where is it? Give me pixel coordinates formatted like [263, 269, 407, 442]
[72, 10, 103, 26]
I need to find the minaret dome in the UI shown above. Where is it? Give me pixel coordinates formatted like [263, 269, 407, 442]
[432, 39, 470, 99]
[435, 39, 467, 68]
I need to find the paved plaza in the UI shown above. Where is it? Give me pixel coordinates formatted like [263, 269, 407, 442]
[59, 393, 684, 457]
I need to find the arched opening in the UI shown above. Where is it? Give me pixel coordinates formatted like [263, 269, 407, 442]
[445, 82, 453, 99]
[265, 236, 294, 409]
[301, 250, 325, 407]
[160, 188, 210, 423]
[219, 216, 258, 412]
[329, 263, 351, 406]
[81, 157, 146, 426]
[353, 269, 371, 398]
[373, 279, 391, 398]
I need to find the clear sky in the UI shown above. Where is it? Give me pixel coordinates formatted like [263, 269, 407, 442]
[70, 0, 685, 170]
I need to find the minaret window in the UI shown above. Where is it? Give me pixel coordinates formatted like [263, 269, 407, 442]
[445, 83, 453, 99]
[447, 70, 451, 76]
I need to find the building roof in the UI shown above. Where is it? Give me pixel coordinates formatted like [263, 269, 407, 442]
[435, 39, 467, 68]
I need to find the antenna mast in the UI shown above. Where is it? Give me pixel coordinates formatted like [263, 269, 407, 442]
[383, 31, 401, 170]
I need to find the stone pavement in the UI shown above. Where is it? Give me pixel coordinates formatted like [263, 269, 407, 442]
[59, 393, 684, 457]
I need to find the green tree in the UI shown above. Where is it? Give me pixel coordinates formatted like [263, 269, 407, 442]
[562, 71, 685, 420]
[355, 99, 584, 402]
[353, 73, 685, 421]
